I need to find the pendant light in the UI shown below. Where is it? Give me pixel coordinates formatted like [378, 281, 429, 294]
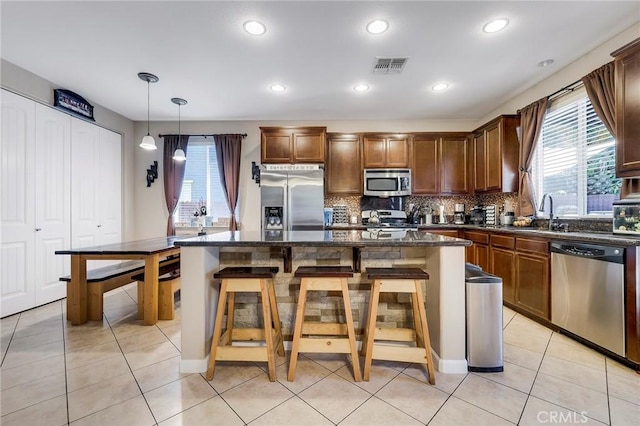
[138, 72, 159, 150]
[171, 97, 187, 162]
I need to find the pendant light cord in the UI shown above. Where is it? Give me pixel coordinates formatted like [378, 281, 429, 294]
[147, 81, 151, 136]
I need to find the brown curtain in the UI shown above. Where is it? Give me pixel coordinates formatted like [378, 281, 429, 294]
[582, 62, 615, 136]
[214, 134, 243, 231]
[163, 135, 190, 236]
[582, 61, 638, 198]
[517, 97, 549, 216]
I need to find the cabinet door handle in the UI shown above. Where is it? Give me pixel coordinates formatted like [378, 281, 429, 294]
[35, 228, 42, 231]
[97, 224, 102, 228]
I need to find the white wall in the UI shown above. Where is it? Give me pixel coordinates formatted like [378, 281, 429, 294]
[480, 23, 640, 123]
[1, 59, 137, 242]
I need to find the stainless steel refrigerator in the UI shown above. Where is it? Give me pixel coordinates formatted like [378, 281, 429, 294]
[260, 165, 324, 231]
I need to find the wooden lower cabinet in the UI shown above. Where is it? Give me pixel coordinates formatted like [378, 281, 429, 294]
[514, 252, 550, 319]
[463, 231, 489, 271]
[491, 247, 516, 303]
[487, 234, 549, 320]
[490, 234, 516, 303]
[513, 237, 550, 320]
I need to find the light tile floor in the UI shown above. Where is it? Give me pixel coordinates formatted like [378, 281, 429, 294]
[1, 283, 639, 425]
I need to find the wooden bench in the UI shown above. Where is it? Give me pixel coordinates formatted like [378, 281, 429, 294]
[60, 256, 180, 321]
[133, 270, 181, 320]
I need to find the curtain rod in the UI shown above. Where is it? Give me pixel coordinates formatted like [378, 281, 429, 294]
[158, 133, 247, 138]
[547, 79, 584, 101]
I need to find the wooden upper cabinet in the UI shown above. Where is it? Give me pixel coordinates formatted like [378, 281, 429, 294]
[363, 134, 409, 168]
[412, 133, 469, 195]
[472, 115, 520, 193]
[325, 133, 362, 195]
[612, 38, 640, 178]
[473, 132, 486, 192]
[260, 126, 326, 164]
[411, 135, 439, 194]
[441, 134, 470, 194]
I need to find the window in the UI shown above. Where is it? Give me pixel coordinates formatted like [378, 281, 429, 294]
[531, 87, 620, 217]
[174, 137, 234, 227]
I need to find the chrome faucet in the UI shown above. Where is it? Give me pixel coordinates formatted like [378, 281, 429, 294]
[540, 193, 557, 231]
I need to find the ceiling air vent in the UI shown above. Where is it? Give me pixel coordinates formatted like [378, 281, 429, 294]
[372, 57, 409, 74]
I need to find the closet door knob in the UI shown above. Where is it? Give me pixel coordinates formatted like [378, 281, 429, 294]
[35, 228, 42, 231]
[97, 224, 102, 228]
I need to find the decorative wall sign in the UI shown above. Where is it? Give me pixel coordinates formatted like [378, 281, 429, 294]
[53, 89, 95, 121]
[146, 161, 158, 187]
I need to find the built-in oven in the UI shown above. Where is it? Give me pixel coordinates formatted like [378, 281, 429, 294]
[551, 241, 625, 357]
[363, 169, 411, 197]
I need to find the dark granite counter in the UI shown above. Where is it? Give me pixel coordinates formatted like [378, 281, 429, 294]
[326, 224, 640, 246]
[174, 229, 471, 247]
[415, 224, 640, 246]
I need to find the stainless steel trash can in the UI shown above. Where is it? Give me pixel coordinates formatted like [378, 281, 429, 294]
[465, 264, 503, 372]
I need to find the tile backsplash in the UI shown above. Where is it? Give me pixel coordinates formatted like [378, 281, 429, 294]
[326, 193, 519, 217]
[325, 193, 612, 231]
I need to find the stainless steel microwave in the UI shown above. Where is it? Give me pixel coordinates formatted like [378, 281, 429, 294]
[363, 169, 412, 197]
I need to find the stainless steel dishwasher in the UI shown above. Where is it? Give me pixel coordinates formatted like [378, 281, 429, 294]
[551, 241, 625, 357]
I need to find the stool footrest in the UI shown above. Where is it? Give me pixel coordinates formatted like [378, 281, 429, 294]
[372, 344, 430, 364]
[302, 322, 348, 336]
[231, 328, 267, 341]
[215, 346, 269, 362]
[374, 327, 416, 342]
[298, 338, 353, 353]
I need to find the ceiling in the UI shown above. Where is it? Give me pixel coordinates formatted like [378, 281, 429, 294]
[1, 1, 639, 122]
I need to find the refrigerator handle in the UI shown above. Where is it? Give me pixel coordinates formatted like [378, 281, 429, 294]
[285, 179, 291, 231]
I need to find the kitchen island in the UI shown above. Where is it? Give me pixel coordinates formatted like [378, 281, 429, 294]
[174, 230, 471, 375]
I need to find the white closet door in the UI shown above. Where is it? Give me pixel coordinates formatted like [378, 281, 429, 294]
[1, 90, 36, 316]
[34, 104, 70, 305]
[97, 127, 122, 247]
[71, 118, 100, 250]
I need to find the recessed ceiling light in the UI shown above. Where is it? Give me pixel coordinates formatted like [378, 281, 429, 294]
[538, 59, 555, 68]
[432, 82, 449, 92]
[366, 19, 389, 34]
[353, 83, 369, 92]
[243, 20, 266, 36]
[269, 84, 286, 92]
[482, 18, 509, 33]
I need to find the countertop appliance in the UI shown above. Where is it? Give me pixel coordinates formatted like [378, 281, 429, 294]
[363, 168, 411, 197]
[470, 206, 486, 225]
[260, 164, 324, 231]
[551, 241, 625, 357]
[361, 209, 416, 228]
[454, 203, 465, 224]
[485, 205, 497, 226]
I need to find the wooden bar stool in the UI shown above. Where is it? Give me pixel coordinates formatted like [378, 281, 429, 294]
[362, 267, 435, 385]
[288, 266, 361, 382]
[206, 266, 285, 382]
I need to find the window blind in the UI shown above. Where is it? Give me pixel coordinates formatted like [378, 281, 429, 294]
[532, 87, 620, 217]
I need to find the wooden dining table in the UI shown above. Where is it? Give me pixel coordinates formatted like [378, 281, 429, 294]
[56, 236, 181, 326]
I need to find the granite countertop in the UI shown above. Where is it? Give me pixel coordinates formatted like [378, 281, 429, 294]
[326, 223, 640, 246]
[173, 229, 471, 247]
